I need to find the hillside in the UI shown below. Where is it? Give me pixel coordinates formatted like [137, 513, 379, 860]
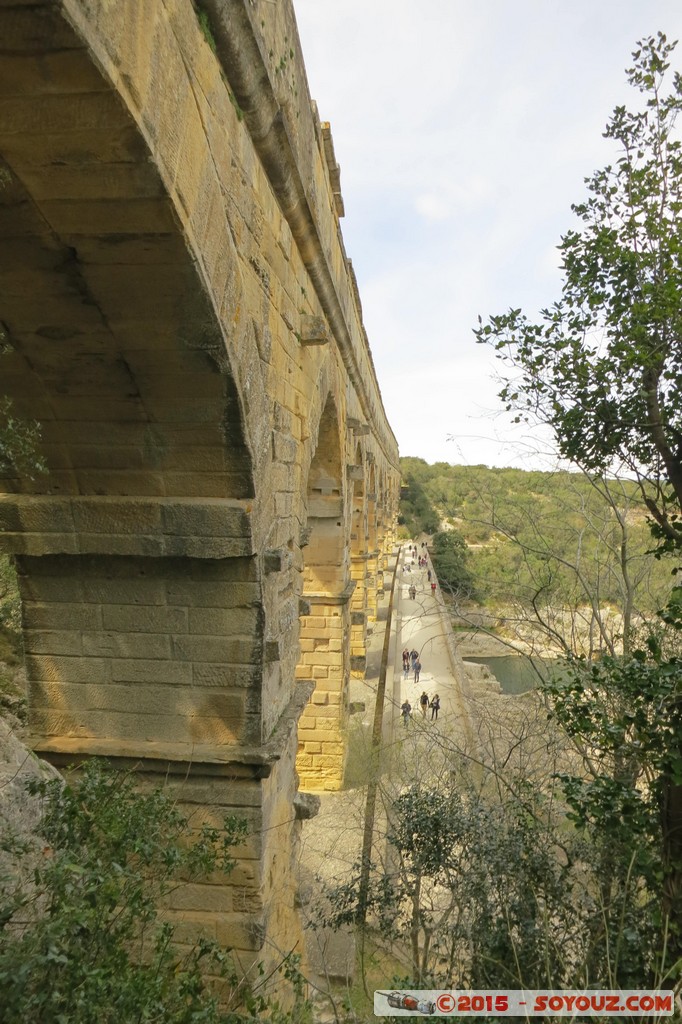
[400, 458, 677, 657]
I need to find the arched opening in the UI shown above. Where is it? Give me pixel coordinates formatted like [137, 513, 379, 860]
[295, 397, 350, 790]
[349, 444, 368, 676]
[366, 462, 379, 621]
[0, 29, 261, 758]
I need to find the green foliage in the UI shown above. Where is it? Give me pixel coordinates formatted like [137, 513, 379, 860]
[429, 530, 476, 599]
[0, 556, 21, 636]
[399, 458, 672, 629]
[474, 32, 682, 978]
[0, 760, 305, 1024]
[320, 773, 664, 990]
[545, 649, 682, 973]
[475, 33, 682, 548]
[0, 396, 45, 480]
[195, 6, 217, 54]
[399, 459, 441, 535]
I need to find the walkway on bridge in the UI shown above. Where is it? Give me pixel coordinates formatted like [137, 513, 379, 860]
[296, 542, 479, 993]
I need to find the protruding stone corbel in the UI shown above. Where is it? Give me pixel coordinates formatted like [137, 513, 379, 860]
[347, 464, 364, 481]
[294, 792, 321, 820]
[264, 640, 280, 663]
[299, 314, 330, 346]
[347, 417, 369, 436]
[264, 549, 284, 574]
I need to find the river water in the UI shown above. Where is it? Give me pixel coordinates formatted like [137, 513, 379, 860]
[465, 655, 562, 694]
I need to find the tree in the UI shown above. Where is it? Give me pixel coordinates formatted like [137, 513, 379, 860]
[430, 530, 477, 599]
[475, 33, 682, 546]
[476, 33, 682, 973]
[0, 759, 304, 1023]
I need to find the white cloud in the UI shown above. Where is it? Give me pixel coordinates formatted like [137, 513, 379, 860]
[293, 0, 682, 468]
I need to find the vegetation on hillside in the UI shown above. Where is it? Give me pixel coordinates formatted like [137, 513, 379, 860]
[401, 457, 674, 640]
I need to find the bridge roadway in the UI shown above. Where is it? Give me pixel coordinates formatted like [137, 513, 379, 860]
[297, 543, 476, 996]
[389, 545, 474, 748]
[0, 0, 400, 998]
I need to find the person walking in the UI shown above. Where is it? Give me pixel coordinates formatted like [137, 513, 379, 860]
[402, 648, 410, 673]
[430, 694, 441, 720]
[401, 700, 412, 728]
[414, 657, 422, 684]
[431, 581, 436, 595]
[419, 690, 429, 717]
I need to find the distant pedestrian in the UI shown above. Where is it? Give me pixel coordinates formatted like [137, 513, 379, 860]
[430, 694, 441, 720]
[402, 648, 410, 672]
[419, 691, 429, 717]
[401, 700, 412, 728]
[431, 582, 436, 594]
[414, 658, 422, 684]
[410, 649, 418, 666]
[427, 569, 432, 582]
[409, 585, 416, 600]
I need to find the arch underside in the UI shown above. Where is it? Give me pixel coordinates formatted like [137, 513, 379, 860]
[0, 11, 263, 758]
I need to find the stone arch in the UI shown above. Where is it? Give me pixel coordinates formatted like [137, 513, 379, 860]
[348, 442, 368, 677]
[0, 10, 265, 759]
[301, 397, 346, 595]
[295, 394, 350, 790]
[365, 461, 380, 621]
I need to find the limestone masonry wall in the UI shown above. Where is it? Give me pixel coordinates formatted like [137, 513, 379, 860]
[0, 0, 400, 991]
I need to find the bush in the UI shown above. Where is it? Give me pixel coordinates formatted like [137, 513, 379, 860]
[0, 759, 305, 1023]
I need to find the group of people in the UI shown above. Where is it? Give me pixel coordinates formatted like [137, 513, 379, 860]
[402, 647, 421, 681]
[404, 544, 437, 597]
[400, 541, 441, 729]
[400, 691, 441, 727]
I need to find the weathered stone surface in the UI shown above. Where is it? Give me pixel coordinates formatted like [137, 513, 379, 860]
[0, 0, 400, 995]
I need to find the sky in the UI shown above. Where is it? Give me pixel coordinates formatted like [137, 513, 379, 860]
[292, 0, 682, 471]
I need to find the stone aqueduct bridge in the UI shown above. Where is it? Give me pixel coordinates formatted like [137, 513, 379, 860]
[0, 0, 399, 973]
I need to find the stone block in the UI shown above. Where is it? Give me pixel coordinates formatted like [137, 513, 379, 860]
[25, 654, 111, 684]
[22, 602, 102, 631]
[111, 659, 192, 685]
[311, 755, 344, 769]
[315, 719, 338, 732]
[216, 913, 266, 952]
[71, 497, 162, 535]
[187, 606, 261, 635]
[82, 631, 171, 659]
[161, 500, 251, 539]
[82, 578, 167, 605]
[191, 663, 260, 689]
[102, 604, 188, 634]
[23, 629, 83, 656]
[161, 913, 217, 945]
[172, 635, 261, 664]
[165, 580, 260, 608]
[169, 884, 233, 914]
